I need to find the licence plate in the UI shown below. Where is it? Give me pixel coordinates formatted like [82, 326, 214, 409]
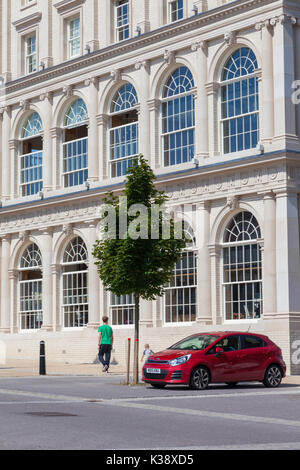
[146, 368, 161, 374]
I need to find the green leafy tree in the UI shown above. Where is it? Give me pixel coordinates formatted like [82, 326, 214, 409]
[92, 156, 186, 384]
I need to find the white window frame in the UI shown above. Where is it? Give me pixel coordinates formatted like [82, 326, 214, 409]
[168, 0, 184, 23]
[24, 32, 37, 75]
[164, 248, 197, 325]
[221, 212, 263, 323]
[110, 293, 135, 327]
[115, 0, 130, 42]
[66, 16, 81, 59]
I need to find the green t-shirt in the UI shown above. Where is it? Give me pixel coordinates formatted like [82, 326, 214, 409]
[98, 324, 113, 345]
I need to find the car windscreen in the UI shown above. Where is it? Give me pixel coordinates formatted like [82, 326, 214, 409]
[168, 335, 220, 351]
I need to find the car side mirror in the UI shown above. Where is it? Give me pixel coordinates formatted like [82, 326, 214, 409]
[215, 347, 224, 358]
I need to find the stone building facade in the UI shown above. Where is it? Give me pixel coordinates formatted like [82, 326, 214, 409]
[0, 0, 300, 374]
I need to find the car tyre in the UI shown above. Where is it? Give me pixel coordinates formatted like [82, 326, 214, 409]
[190, 366, 210, 390]
[150, 383, 166, 389]
[263, 365, 282, 388]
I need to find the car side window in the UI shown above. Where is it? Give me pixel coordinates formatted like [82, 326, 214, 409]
[207, 335, 240, 354]
[241, 335, 267, 349]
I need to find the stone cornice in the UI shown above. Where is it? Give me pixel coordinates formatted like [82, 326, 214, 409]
[54, 0, 86, 14]
[0, 151, 299, 236]
[12, 12, 42, 32]
[3, 0, 281, 97]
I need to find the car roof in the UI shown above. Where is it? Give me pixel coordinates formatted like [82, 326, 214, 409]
[195, 331, 268, 339]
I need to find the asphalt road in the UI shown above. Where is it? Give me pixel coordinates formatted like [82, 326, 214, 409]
[1, 375, 300, 451]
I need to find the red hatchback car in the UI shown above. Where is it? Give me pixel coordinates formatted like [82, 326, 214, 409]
[142, 332, 286, 390]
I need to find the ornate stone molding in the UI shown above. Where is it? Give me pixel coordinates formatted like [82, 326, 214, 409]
[191, 40, 208, 54]
[226, 195, 239, 210]
[19, 230, 30, 242]
[62, 85, 73, 97]
[163, 50, 175, 65]
[40, 91, 53, 102]
[8, 269, 18, 281]
[84, 77, 98, 87]
[270, 15, 297, 27]
[12, 12, 42, 32]
[224, 31, 236, 45]
[54, 0, 86, 14]
[50, 126, 62, 138]
[20, 99, 30, 111]
[147, 98, 160, 112]
[4, 0, 274, 97]
[135, 60, 150, 72]
[110, 69, 121, 82]
[62, 223, 73, 236]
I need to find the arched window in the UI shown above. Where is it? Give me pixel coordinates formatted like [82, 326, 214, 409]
[20, 112, 43, 197]
[165, 222, 197, 323]
[19, 243, 43, 330]
[62, 237, 89, 328]
[109, 83, 139, 178]
[62, 98, 88, 187]
[222, 211, 262, 321]
[162, 66, 195, 166]
[221, 47, 259, 154]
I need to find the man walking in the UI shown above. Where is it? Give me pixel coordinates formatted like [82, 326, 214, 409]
[98, 316, 113, 372]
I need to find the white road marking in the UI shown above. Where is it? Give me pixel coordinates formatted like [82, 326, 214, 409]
[102, 399, 300, 428]
[0, 386, 300, 404]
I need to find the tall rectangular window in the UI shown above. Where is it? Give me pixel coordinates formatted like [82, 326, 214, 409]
[165, 251, 197, 323]
[115, 0, 130, 42]
[168, 0, 184, 23]
[110, 293, 135, 326]
[25, 33, 37, 74]
[67, 17, 81, 58]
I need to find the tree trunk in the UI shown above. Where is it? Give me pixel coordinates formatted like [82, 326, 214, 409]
[133, 293, 140, 385]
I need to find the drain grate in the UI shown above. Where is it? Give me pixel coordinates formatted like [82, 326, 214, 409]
[26, 412, 77, 417]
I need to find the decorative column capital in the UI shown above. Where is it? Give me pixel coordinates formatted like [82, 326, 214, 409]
[40, 91, 53, 103]
[8, 268, 18, 280]
[147, 98, 160, 112]
[196, 200, 211, 211]
[270, 15, 297, 27]
[38, 227, 53, 236]
[0, 233, 11, 242]
[84, 76, 98, 87]
[205, 81, 219, 96]
[50, 263, 61, 275]
[135, 60, 150, 72]
[191, 40, 208, 54]
[8, 138, 18, 151]
[208, 243, 222, 257]
[96, 113, 109, 126]
[50, 126, 62, 138]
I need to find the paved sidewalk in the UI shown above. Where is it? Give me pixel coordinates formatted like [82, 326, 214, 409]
[0, 359, 126, 378]
[0, 359, 300, 385]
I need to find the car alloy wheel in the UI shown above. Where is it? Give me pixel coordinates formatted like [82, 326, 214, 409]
[263, 365, 282, 388]
[190, 366, 210, 390]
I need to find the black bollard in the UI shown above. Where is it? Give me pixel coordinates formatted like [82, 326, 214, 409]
[39, 341, 46, 376]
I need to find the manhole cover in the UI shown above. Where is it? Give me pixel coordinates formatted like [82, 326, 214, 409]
[26, 412, 77, 417]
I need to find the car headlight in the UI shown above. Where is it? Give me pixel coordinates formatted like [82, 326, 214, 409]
[169, 355, 191, 367]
